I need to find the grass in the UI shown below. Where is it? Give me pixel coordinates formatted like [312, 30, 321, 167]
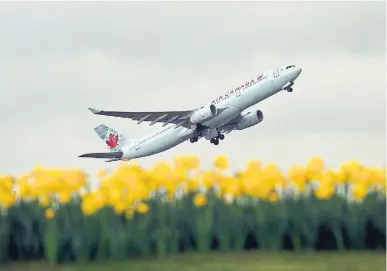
[3, 251, 386, 271]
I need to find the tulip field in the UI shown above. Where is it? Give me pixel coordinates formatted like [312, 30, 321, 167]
[0, 155, 385, 270]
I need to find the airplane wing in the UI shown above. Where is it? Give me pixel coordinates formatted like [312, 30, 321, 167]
[88, 108, 194, 128]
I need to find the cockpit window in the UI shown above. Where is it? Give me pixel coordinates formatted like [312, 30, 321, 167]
[286, 65, 296, 69]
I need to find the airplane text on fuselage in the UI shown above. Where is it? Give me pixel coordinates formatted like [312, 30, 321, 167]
[211, 74, 267, 105]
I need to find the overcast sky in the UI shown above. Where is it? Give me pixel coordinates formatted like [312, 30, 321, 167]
[0, 1, 385, 179]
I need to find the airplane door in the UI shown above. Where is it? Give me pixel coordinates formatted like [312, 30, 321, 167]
[273, 68, 279, 78]
[271, 68, 280, 91]
[135, 141, 140, 150]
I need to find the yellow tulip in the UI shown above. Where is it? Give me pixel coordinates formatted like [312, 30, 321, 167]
[0, 193, 16, 208]
[81, 199, 96, 215]
[184, 178, 200, 192]
[91, 191, 105, 209]
[174, 155, 187, 169]
[333, 169, 346, 183]
[352, 182, 368, 200]
[201, 170, 218, 190]
[306, 156, 324, 180]
[172, 167, 187, 183]
[340, 160, 362, 180]
[107, 187, 122, 205]
[267, 191, 280, 203]
[362, 167, 385, 189]
[58, 192, 71, 204]
[287, 164, 307, 192]
[223, 177, 242, 198]
[136, 202, 149, 214]
[150, 161, 173, 179]
[214, 155, 228, 170]
[114, 200, 126, 214]
[45, 208, 55, 219]
[175, 155, 200, 170]
[193, 193, 207, 207]
[375, 168, 386, 190]
[246, 159, 262, 172]
[262, 163, 285, 189]
[315, 185, 334, 200]
[240, 175, 256, 197]
[0, 175, 14, 191]
[39, 195, 51, 207]
[240, 171, 272, 198]
[187, 155, 200, 169]
[315, 174, 335, 200]
[351, 168, 372, 184]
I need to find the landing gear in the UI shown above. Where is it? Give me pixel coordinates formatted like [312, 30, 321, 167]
[210, 133, 224, 145]
[189, 137, 198, 143]
[210, 138, 219, 145]
[287, 87, 293, 92]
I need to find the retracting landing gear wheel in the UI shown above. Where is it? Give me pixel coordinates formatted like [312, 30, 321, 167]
[219, 134, 225, 140]
[190, 137, 198, 143]
[287, 88, 293, 92]
[210, 138, 215, 144]
[214, 139, 219, 145]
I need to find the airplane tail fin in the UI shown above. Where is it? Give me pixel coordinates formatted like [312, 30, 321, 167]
[94, 124, 135, 152]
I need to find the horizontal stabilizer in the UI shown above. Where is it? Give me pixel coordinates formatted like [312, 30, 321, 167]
[79, 151, 123, 159]
[105, 158, 123, 162]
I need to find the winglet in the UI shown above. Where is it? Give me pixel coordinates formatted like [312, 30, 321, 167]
[88, 107, 102, 114]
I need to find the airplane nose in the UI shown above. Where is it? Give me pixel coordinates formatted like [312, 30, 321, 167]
[292, 68, 302, 80]
[294, 67, 302, 78]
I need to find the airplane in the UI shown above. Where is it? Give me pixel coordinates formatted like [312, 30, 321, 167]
[79, 64, 302, 162]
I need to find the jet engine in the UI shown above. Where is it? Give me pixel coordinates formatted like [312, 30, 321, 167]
[190, 104, 217, 124]
[235, 110, 264, 130]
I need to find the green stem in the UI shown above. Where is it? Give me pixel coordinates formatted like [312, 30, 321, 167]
[197, 206, 212, 252]
[219, 232, 231, 251]
[233, 230, 245, 251]
[156, 204, 168, 258]
[44, 217, 58, 264]
[0, 217, 9, 263]
[291, 227, 302, 252]
[96, 209, 109, 260]
[331, 224, 345, 251]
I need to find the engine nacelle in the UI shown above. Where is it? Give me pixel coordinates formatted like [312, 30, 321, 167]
[236, 110, 264, 130]
[190, 104, 217, 124]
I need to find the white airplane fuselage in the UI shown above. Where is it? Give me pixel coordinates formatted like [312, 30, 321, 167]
[121, 65, 302, 160]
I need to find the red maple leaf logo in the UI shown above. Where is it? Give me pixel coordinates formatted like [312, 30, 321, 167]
[106, 133, 119, 149]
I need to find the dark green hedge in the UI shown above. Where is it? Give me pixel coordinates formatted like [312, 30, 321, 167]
[0, 192, 385, 264]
